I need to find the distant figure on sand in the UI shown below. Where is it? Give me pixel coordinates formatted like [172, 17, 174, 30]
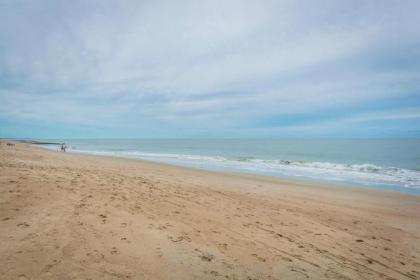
[60, 143, 67, 152]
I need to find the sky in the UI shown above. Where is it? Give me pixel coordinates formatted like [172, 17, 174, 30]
[0, 0, 420, 139]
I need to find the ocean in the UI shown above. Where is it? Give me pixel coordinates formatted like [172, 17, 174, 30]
[38, 139, 420, 195]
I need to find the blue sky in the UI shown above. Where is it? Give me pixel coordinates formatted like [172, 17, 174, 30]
[0, 0, 419, 139]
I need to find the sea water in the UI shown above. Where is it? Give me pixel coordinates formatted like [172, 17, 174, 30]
[38, 139, 420, 195]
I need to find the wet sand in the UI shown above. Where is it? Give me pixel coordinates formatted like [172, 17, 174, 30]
[1, 141, 420, 280]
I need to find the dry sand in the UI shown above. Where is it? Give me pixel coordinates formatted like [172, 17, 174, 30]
[1, 141, 420, 280]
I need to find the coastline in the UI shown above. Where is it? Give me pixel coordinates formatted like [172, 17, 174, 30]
[33, 142, 420, 196]
[1, 141, 420, 279]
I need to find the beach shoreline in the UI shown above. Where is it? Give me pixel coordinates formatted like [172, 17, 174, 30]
[32, 142, 420, 197]
[1, 141, 420, 279]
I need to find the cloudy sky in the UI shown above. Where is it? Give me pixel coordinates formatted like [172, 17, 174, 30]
[1, 0, 419, 138]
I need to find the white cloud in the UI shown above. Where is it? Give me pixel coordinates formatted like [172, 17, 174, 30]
[0, 0, 419, 136]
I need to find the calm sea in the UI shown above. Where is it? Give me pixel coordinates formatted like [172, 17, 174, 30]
[39, 139, 420, 195]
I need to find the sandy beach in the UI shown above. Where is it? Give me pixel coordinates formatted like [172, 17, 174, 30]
[1, 142, 419, 280]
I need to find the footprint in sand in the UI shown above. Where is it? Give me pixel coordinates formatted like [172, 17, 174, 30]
[121, 237, 131, 243]
[209, 270, 221, 277]
[110, 247, 119, 254]
[17, 222, 30, 228]
[43, 259, 61, 272]
[86, 250, 104, 262]
[217, 243, 228, 250]
[155, 247, 163, 258]
[281, 256, 293, 262]
[252, 253, 266, 262]
[194, 248, 214, 262]
[200, 252, 214, 262]
[157, 223, 171, 230]
[168, 235, 185, 243]
[99, 214, 107, 224]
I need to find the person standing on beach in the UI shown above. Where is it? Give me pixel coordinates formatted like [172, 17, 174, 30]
[61, 143, 67, 152]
